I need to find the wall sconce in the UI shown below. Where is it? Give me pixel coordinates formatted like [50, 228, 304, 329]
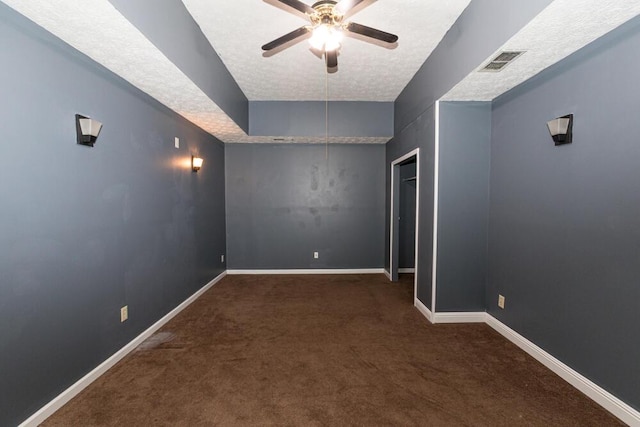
[546, 114, 573, 146]
[75, 114, 103, 147]
[192, 156, 203, 172]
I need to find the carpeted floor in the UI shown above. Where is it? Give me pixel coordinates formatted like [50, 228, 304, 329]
[44, 274, 623, 426]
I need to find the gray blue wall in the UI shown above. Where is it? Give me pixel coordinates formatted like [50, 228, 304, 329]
[386, 107, 435, 305]
[394, 0, 553, 133]
[5, 0, 640, 422]
[225, 144, 385, 269]
[436, 102, 490, 312]
[387, 0, 553, 309]
[399, 161, 416, 269]
[488, 17, 640, 411]
[0, 6, 226, 425]
[249, 101, 393, 138]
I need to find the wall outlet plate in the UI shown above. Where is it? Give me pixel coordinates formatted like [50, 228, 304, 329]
[174, 137, 180, 149]
[221, 255, 225, 263]
[498, 295, 505, 309]
[313, 251, 319, 259]
[120, 305, 129, 322]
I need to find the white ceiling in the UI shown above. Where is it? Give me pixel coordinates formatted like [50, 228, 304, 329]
[3, 1, 640, 142]
[1, 0, 252, 142]
[443, 0, 640, 101]
[182, 0, 471, 101]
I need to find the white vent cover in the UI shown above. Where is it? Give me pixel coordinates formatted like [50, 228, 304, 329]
[480, 51, 525, 72]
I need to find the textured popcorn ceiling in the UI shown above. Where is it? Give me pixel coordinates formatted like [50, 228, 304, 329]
[1, 0, 468, 143]
[6, 0, 640, 143]
[182, 0, 472, 101]
[442, 0, 640, 101]
[0, 0, 253, 142]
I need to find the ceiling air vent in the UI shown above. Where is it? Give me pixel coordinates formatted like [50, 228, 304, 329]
[480, 51, 525, 72]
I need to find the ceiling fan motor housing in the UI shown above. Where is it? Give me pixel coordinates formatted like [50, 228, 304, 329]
[312, 1, 338, 10]
[311, 0, 343, 27]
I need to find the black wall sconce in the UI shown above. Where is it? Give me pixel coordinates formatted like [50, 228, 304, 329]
[192, 155, 203, 172]
[75, 114, 103, 147]
[546, 114, 573, 146]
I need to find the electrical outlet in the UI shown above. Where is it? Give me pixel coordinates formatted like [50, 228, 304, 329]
[120, 305, 129, 322]
[313, 251, 319, 259]
[498, 295, 505, 309]
[174, 137, 180, 149]
[221, 254, 225, 263]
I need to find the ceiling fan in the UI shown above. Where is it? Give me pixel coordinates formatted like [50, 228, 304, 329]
[261, 0, 398, 72]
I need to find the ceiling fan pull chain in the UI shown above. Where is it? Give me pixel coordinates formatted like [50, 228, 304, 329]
[325, 60, 329, 160]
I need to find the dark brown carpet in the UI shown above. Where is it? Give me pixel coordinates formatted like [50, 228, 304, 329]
[44, 274, 622, 426]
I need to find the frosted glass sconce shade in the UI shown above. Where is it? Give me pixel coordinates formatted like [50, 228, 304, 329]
[75, 114, 103, 147]
[547, 114, 573, 146]
[192, 156, 203, 172]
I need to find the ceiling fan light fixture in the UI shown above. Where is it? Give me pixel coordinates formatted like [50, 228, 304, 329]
[309, 24, 343, 52]
[325, 28, 343, 51]
[263, 0, 397, 72]
[309, 25, 329, 50]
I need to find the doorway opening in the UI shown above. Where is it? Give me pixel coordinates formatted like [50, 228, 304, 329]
[390, 148, 420, 305]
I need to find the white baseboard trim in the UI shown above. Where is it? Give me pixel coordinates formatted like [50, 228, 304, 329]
[411, 310, 640, 424]
[226, 269, 385, 275]
[433, 312, 487, 324]
[21, 273, 638, 426]
[19, 271, 227, 427]
[485, 314, 640, 426]
[414, 297, 434, 323]
[383, 269, 414, 279]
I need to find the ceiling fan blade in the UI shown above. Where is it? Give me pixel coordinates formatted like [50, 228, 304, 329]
[326, 50, 338, 69]
[335, 0, 376, 19]
[262, 26, 311, 51]
[346, 22, 398, 44]
[263, 0, 315, 19]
